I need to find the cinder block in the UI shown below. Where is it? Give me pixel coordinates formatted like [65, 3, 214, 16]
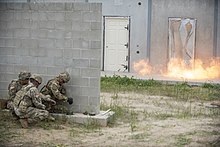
[90, 59, 101, 68]
[29, 65, 47, 75]
[65, 86, 81, 97]
[81, 49, 101, 59]
[48, 12, 65, 21]
[88, 96, 100, 106]
[38, 39, 55, 49]
[30, 12, 39, 21]
[39, 21, 55, 29]
[53, 57, 63, 66]
[64, 31, 72, 39]
[72, 59, 89, 68]
[81, 68, 100, 78]
[0, 12, 14, 21]
[14, 48, 29, 56]
[64, 39, 73, 49]
[63, 58, 74, 66]
[69, 68, 80, 76]
[65, 11, 82, 21]
[5, 38, 15, 47]
[0, 39, 5, 47]
[21, 19, 32, 29]
[90, 3, 102, 12]
[47, 3, 65, 11]
[88, 30, 101, 41]
[55, 39, 64, 48]
[37, 57, 54, 66]
[47, 67, 65, 75]
[47, 49, 63, 57]
[0, 47, 15, 55]
[0, 72, 15, 82]
[91, 41, 101, 49]
[0, 22, 7, 29]
[83, 11, 102, 22]
[72, 22, 91, 31]
[91, 22, 101, 30]
[14, 29, 30, 38]
[47, 30, 64, 39]
[0, 3, 7, 10]
[0, 90, 8, 98]
[81, 87, 99, 97]
[21, 39, 38, 49]
[73, 96, 89, 106]
[13, 65, 29, 73]
[30, 29, 44, 39]
[20, 56, 37, 65]
[14, 12, 22, 20]
[29, 48, 47, 57]
[73, 3, 90, 11]
[71, 77, 89, 87]
[0, 81, 8, 90]
[7, 3, 23, 10]
[89, 78, 100, 87]
[72, 31, 83, 39]
[0, 64, 14, 73]
[56, 21, 72, 30]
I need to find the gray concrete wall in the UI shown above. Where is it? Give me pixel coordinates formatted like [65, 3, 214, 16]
[90, 0, 149, 72]
[0, 3, 102, 114]
[151, 0, 216, 69]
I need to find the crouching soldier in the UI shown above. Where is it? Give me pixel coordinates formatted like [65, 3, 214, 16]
[7, 71, 31, 115]
[40, 71, 73, 113]
[14, 74, 55, 128]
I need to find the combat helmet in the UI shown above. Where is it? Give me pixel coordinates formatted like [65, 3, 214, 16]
[58, 71, 70, 83]
[30, 74, 42, 84]
[18, 71, 31, 81]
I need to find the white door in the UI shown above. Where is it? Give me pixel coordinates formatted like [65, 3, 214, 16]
[104, 17, 130, 72]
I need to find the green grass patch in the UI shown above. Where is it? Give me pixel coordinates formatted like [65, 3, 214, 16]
[101, 75, 220, 101]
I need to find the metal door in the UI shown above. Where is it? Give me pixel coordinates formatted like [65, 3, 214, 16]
[104, 17, 130, 72]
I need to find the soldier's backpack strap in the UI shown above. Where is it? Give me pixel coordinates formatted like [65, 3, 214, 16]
[41, 79, 53, 94]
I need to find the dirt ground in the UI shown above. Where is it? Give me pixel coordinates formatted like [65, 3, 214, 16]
[0, 92, 220, 147]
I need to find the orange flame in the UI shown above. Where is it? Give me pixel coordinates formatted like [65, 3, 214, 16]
[133, 59, 152, 76]
[133, 58, 220, 80]
[166, 58, 220, 80]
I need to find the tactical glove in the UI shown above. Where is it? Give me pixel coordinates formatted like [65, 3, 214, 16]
[67, 97, 73, 105]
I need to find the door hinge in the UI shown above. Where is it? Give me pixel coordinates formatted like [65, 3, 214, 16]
[126, 56, 128, 61]
[124, 24, 129, 30]
[124, 43, 128, 48]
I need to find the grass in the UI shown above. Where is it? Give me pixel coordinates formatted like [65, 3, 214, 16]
[101, 75, 220, 101]
[174, 134, 192, 147]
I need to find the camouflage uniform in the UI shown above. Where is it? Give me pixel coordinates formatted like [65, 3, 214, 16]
[8, 71, 31, 100]
[7, 71, 31, 110]
[14, 75, 54, 128]
[40, 71, 71, 113]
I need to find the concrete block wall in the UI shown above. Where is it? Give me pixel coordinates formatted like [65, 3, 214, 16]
[0, 2, 102, 114]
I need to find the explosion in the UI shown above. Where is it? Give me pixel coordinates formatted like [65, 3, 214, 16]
[133, 58, 220, 80]
[133, 59, 152, 76]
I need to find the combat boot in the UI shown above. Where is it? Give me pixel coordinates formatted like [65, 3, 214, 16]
[48, 115, 55, 121]
[19, 119, 28, 128]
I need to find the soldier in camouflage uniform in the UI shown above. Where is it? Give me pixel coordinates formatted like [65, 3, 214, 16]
[8, 71, 31, 100]
[14, 74, 55, 128]
[7, 71, 31, 114]
[40, 71, 73, 113]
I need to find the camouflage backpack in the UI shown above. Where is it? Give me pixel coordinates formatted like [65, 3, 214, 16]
[13, 84, 34, 109]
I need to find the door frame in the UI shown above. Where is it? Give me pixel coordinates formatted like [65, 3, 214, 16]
[102, 16, 131, 72]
